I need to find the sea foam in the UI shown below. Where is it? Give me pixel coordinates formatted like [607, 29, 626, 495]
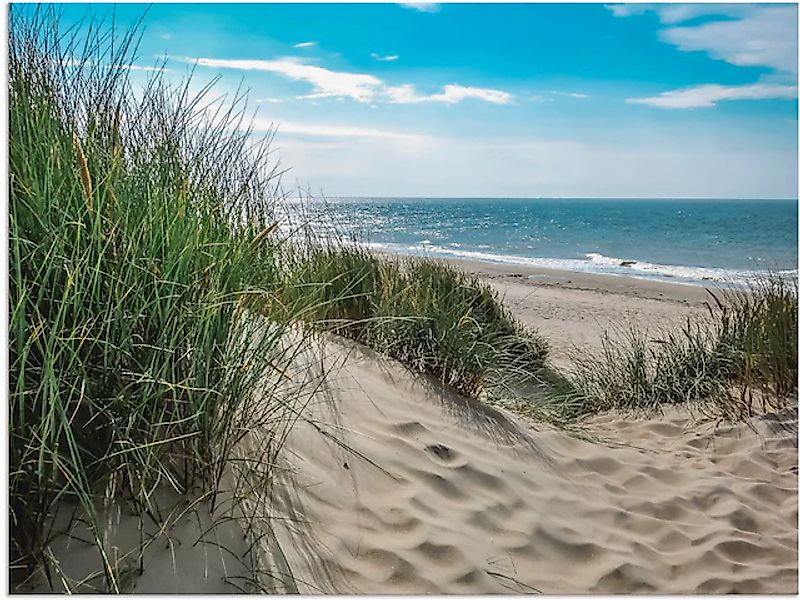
[365, 242, 796, 286]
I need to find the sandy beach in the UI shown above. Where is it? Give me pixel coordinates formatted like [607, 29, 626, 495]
[271, 330, 798, 594]
[436, 258, 713, 368]
[265, 261, 797, 594]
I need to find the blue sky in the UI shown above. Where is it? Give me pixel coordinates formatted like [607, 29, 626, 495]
[56, 3, 798, 198]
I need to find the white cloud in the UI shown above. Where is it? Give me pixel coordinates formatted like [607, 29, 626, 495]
[550, 90, 588, 99]
[627, 83, 797, 109]
[386, 83, 512, 104]
[607, 4, 749, 25]
[371, 53, 400, 62]
[606, 4, 649, 19]
[183, 56, 513, 105]
[294, 41, 316, 49]
[187, 57, 383, 102]
[655, 4, 750, 25]
[251, 118, 429, 142]
[610, 4, 797, 110]
[399, 3, 439, 13]
[661, 6, 798, 74]
[609, 4, 798, 74]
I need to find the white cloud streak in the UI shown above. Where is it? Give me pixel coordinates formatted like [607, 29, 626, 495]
[661, 6, 798, 74]
[607, 4, 750, 25]
[550, 90, 588, 98]
[399, 3, 440, 13]
[250, 118, 429, 142]
[609, 4, 797, 74]
[627, 83, 797, 109]
[371, 53, 400, 62]
[610, 4, 798, 109]
[189, 57, 382, 102]
[386, 83, 512, 104]
[183, 56, 512, 105]
[294, 41, 316, 48]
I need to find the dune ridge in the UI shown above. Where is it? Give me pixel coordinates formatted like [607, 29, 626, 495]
[271, 337, 798, 594]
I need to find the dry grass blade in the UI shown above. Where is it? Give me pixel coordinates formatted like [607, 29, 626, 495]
[252, 221, 279, 248]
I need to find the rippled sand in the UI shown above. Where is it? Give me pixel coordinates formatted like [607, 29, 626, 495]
[272, 339, 798, 594]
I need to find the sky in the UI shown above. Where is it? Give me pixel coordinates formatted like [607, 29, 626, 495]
[53, 2, 798, 198]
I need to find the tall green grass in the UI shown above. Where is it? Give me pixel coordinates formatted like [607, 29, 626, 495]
[712, 275, 798, 404]
[565, 275, 798, 419]
[9, 7, 296, 589]
[270, 243, 550, 402]
[9, 8, 554, 587]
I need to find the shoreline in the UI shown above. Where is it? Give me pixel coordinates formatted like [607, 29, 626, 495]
[361, 240, 796, 289]
[377, 250, 712, 303]
[378, 251, 712, 367]
[434, 255, 712, 304]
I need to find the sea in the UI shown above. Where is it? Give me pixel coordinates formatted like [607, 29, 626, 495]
[301, 198, 798, 287]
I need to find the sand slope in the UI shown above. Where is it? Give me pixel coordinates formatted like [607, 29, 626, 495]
[272, 338, 798, 594]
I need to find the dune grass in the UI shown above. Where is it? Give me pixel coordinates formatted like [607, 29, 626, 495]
[270, 243, 550, 402]
[565, 275, 798, 419]
[9, 7, 300, 590]
[712, 275, 798, 404]
[270, 239, 797, 425]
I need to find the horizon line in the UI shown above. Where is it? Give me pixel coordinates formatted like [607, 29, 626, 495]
[309, 196, 799, 201]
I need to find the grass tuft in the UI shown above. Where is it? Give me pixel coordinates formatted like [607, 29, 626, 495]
[564, 275, 797, 419]
[270, 244, 550, 403]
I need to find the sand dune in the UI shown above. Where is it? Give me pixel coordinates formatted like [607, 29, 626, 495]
[271, 337, 798, 594]
[28, 331, 797, 594]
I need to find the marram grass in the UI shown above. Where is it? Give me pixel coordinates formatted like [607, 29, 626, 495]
[269, 243, 550, 403]
[8, 8, 552, 589]
[9, 7, 293, 590]
[564, 275, 798, 419]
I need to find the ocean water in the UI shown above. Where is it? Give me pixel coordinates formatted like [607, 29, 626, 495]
[309, 198, 798, 286]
